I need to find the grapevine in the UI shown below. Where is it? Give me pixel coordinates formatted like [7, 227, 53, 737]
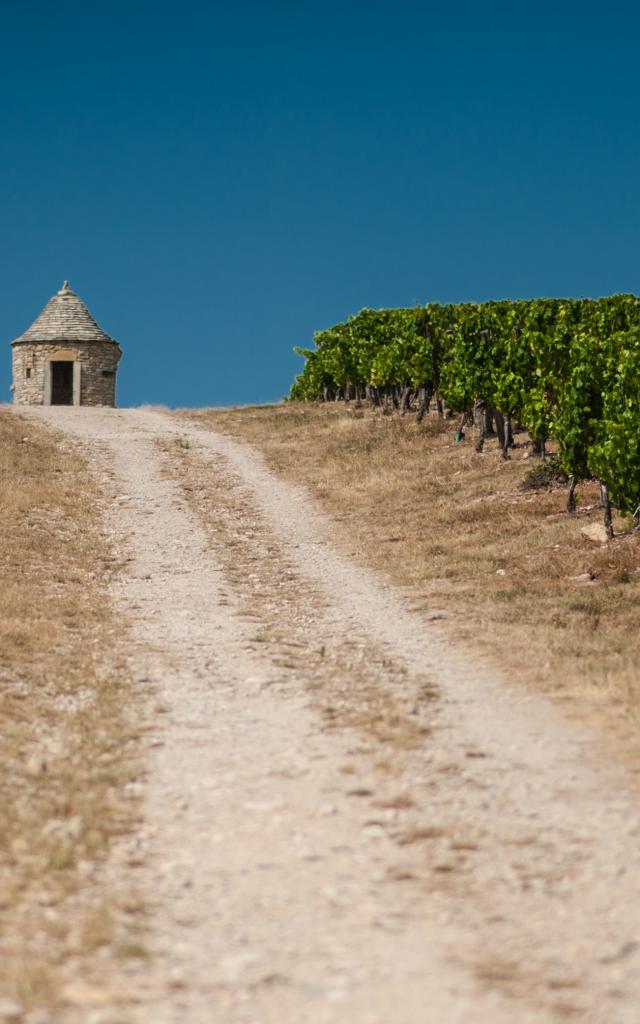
[289, 295, 640, 532]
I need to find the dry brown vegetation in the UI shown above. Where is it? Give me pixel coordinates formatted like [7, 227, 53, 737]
[0, 408, 144, 1014]
[182, 403, 640, 742]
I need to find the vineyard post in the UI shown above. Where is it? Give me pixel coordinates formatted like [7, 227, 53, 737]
[473, 399, 487, 453]
[600, 481, 614, 540]
[501, 414, 513, 459]
[415, 386, 431, 423]
[567, 476, 577, 514]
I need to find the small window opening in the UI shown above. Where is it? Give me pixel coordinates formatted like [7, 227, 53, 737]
[101, 369, 116, 378]
[26, 367, 31, 378]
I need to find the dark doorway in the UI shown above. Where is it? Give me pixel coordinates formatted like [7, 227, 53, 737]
[51, 361, 74, 405]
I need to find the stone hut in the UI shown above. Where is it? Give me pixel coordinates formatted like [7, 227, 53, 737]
[11, 281, 122, 406]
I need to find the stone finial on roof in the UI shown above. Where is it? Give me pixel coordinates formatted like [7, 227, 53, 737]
[11, 282, 119, 346]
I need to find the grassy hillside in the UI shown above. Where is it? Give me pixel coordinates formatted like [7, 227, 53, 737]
[184, 403, 640, 747]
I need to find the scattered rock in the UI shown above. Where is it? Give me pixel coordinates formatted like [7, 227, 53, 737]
[257, 972, 290, 987]
[25, 753, 48, 777]
[495, 568, 507, 576]
[569, 572, 595, 583]
[0, 1000, 23, 1023]
[41, 815, 83, 844]
[168, 967, 187, 989]
[362, 822, 386, 838]
[581, 523, 610, 545]
[601, 940, 640, 964]
[61, 982, 110, 1007]
[318, 803, 337, 816]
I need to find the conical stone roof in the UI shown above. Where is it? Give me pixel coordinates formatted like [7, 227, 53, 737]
[12, 281, 118, 345]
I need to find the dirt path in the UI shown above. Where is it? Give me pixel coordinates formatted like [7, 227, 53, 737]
[18, 406, 640, 1024]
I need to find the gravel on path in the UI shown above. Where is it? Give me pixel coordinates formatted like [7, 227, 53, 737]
[17, 406, 640, 1024]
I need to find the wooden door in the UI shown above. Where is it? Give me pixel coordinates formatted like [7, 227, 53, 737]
[51, 361, 74, 405]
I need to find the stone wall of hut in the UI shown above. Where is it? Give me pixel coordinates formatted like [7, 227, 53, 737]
[12, 341, 121, 406]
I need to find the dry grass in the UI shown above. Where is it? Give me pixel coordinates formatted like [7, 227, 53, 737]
[0, 408, 143, 1012]
[181, 403, 640, 745]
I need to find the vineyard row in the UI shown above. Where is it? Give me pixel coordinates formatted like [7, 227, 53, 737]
[290, 296, 640, 531]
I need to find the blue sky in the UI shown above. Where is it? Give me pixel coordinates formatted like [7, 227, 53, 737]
[1, 1, 639, 407]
